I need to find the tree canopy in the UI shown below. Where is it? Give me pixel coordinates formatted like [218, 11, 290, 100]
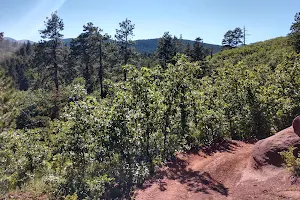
[222, 27, 243, 49]
[289, 12, 300, 53]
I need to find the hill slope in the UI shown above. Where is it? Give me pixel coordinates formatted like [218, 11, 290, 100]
[134, 38, 222, 54]
[3, 37, 34, 44]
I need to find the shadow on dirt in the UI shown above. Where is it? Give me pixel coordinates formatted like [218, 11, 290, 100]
[194, 139, 240, 156]
[140, 157, 228, 196]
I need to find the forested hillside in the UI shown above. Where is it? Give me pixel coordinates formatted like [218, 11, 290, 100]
[61, 38, 221, 54]
[207, 37, 299, 138]
[134, 38, 221, 54]
[1, 11, 300, 200]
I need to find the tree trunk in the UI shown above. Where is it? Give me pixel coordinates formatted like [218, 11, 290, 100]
[54, 62, 59, 92]
[124, 35, 128, 81]
[180, 86, 187, 135]
[163, 106, 170, 160]
[145, 110, 153, 174]
[85, 63, 92, 94]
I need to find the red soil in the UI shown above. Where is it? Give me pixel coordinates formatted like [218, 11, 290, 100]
[134, 140, 300, 200]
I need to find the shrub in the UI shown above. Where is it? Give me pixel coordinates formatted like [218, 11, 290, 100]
[280, 147, 300, 177]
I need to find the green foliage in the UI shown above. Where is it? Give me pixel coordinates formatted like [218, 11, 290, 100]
[0, 129, 49, 193]
[0, 69, 16, 131]
[115, 18, 135, 81]
[222, 27, 244, 49]
[3, 9, 300, 200]
[192, 37, 206, 61]
[289, 12, 300, 53]
[156, 32, 176, 68]
[65, 193, 78, 200]
[280, 147, 300, 177]
[134, 38, 221, 54]
[15, 91, 52, 129]
[38, 11, 65, 118]
[70, 22, 99, 94]
[1, 42, 32, 91]
[208, 37, 299, 139]
[70, 22, 110, 95]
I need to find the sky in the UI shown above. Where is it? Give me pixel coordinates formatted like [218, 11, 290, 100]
[0, 0, 300, 45]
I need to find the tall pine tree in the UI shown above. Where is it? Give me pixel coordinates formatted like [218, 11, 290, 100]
[192, 37, 205, 61]
[289, 12, 300, 53]
[184, 43, 192, 58]
[39, 11, 64, 118]
[96, 28, 110, 98]
[70, 22, 98, 93]
[222, 27, 243, 49]
[157, 32, 174, 69]
[115, 18, 135, 81]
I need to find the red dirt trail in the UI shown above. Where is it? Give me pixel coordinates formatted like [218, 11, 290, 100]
[134, 141, 300, 200]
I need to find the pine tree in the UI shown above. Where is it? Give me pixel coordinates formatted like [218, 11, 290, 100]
[0, 32, 3, 41]
[115, 18, 135, 81]
[157, 32, 174, 69]
[70, 22, 98, 93]
[192, 37, 205, 61]
[39, 11, 64, 118]
[289, 12, 300, 53]
[184, 43, 192, 58]
[32, 41, 52, 90]
[172, 35, 184, 55]
[103, 40, 122, 81]
[222, 27, 243, 49]
[96, 29, 110, 98]
[70, 23, 110, 96]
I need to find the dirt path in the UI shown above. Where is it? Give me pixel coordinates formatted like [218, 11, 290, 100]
[135, 141, 300, 200]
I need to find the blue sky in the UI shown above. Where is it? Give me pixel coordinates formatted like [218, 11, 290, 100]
[0, 0, 300, 45]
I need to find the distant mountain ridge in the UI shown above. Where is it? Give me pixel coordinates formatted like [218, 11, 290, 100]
[3, 37, 222, 54]
[4, 37, 34, 44]
[63, 38, 222, 54]
[134, 38, 222, 54]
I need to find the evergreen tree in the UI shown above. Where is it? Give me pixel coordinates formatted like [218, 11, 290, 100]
[70, 22, 98, 93]
[96, 28, 110, 98]
[192, 37, 205, 61]
[32, 41, 52, 90]
[71, 23, 110, 96]
[184, 43, 192, 58]
[289, 12, 300, 53]
[172, 35, 184, 55]
[157, 32, 174, 69]
[39, 11, 64, 118]
[13, 43, 33, 91]
[25, 41, 32, 55]
[115, 18, 135, 81]
[222, 27, 243, 49]
[103, 40, 123, 81]
[0, 32, 3, 41]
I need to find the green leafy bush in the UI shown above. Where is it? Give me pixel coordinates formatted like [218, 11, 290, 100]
[280, 147, 300, 177]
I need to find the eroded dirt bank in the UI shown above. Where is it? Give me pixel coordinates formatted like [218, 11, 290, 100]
[135, 141, 300, 200]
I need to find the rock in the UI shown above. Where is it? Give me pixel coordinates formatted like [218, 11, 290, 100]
[252, 117, 300, 169]
[293, 116, 300, 136]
